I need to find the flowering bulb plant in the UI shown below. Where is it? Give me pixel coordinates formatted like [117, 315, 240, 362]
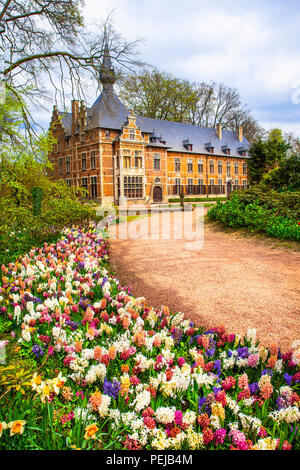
[0, 225, 299, 450]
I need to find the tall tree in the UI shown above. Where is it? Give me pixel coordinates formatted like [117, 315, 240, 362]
[248, 129, 290, 185]
[119, 69, 199, 122]
[0, 1, 141, 135]
[119, 69, 264, 142]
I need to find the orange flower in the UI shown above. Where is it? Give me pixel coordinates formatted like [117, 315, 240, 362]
[0, 422, 7, 437]
[120, 375, 130, 397]
[121, 365, 129, 374]
[127, 307, 139, 320]
[89, 391, 102, 411]
[201, 336, 210, 349]
[86, 328, 96, 339]
[84, 424, 99, 440]
[94, 346, 102, 361]
[162, 305, 170, 316]
[267, 356, 277, 369]
[270, 344, 278, 357]
[85, 307, 94, 322]
[100, 298, 107, 310]
[260, 383, 273, 400]
[8, 420, 26, 436]
[108, 346, 116, 360]
[133, 330, 146, 347]
[196, 354, 205, 369]
[170, 426, 181, 438]
[75, 341, 82, 353]
[122, 316, 130, 330]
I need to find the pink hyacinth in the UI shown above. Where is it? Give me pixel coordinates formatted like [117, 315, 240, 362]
[177, 357, 185, 367]
[174, 410, 183, 427]
[229, 429, 249, 450]
[222, 376, 236, 391]
[247, 354, 259, 368]
[213, 428, 226, 445]
[238, 373, 249, 390]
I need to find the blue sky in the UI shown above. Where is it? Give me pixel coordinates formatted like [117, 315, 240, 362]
[40, 0, 300, 136]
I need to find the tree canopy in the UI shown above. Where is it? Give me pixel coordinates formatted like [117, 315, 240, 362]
[247, 129, 291, 185]
[119, 69, 264, 142]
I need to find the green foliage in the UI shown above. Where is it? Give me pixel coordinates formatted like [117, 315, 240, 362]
[207, 190, 300, 242]
[231, 187, 300, 220]
[248, 129, 290, 185]
[261, 153, 300, 190]
[32, 187, 43, 216]
[0, 87, 98, 264]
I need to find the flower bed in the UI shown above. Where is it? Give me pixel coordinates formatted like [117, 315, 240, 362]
[0, 226, 299, 450]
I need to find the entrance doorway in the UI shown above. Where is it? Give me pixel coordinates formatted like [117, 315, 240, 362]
[227, 181, 232, 197]
[153, 186, 163, 203]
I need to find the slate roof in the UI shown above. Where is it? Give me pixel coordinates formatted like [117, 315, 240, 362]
[58, 89, 250, 158]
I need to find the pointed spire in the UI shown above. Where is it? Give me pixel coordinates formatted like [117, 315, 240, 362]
[100, 30, 116, 91]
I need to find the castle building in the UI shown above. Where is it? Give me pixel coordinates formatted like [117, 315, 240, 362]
[49, 44, 250, 205]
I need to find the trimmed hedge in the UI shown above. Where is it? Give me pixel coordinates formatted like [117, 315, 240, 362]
[207, 190, 300, 242]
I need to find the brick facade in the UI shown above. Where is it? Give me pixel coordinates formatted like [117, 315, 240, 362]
[49, 104, 249, 206]
[48, 46, 249, 206]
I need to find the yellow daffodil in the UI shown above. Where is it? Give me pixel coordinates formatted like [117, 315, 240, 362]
[8, 420, 26, 436]
[84, 424, 99, 440]
[31, 373, 42, 391]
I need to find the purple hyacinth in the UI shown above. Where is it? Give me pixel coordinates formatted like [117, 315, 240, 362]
[249, 382, 259, 395]
[66, 320, 78, 331]
[237, 347, 249, 359]
[171, 328, 183, 345]
[261, 369, 273, 377]
[103, 378, 121, 400]
[206, 348, 215, 358]
[32, 344, 43, 358]
[284, 373, 293, 385]
[198, 397, 206, 412]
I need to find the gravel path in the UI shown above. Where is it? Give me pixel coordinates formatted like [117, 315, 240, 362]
[109, 210, 300, 352]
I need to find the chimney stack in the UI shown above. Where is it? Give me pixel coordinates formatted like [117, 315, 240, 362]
[216, 123, 222, 140]
[71, 100, 79, 134]
[237, 126, 243, 143]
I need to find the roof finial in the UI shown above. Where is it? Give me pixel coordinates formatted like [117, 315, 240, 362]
[100, 29, 116, 91]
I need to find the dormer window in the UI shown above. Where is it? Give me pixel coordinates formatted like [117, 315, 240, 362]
[237, 145, 247, 157]
[222, 145, 230, 155]
[183, 139, 193, 151]
[205, 143, 214, 153]
[238, 146, 247, 157]
[105, 130, 110, 139]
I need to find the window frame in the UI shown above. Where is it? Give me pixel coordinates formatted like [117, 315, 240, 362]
[154, 153, 161, 170]
[81, 153, 87, 171]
